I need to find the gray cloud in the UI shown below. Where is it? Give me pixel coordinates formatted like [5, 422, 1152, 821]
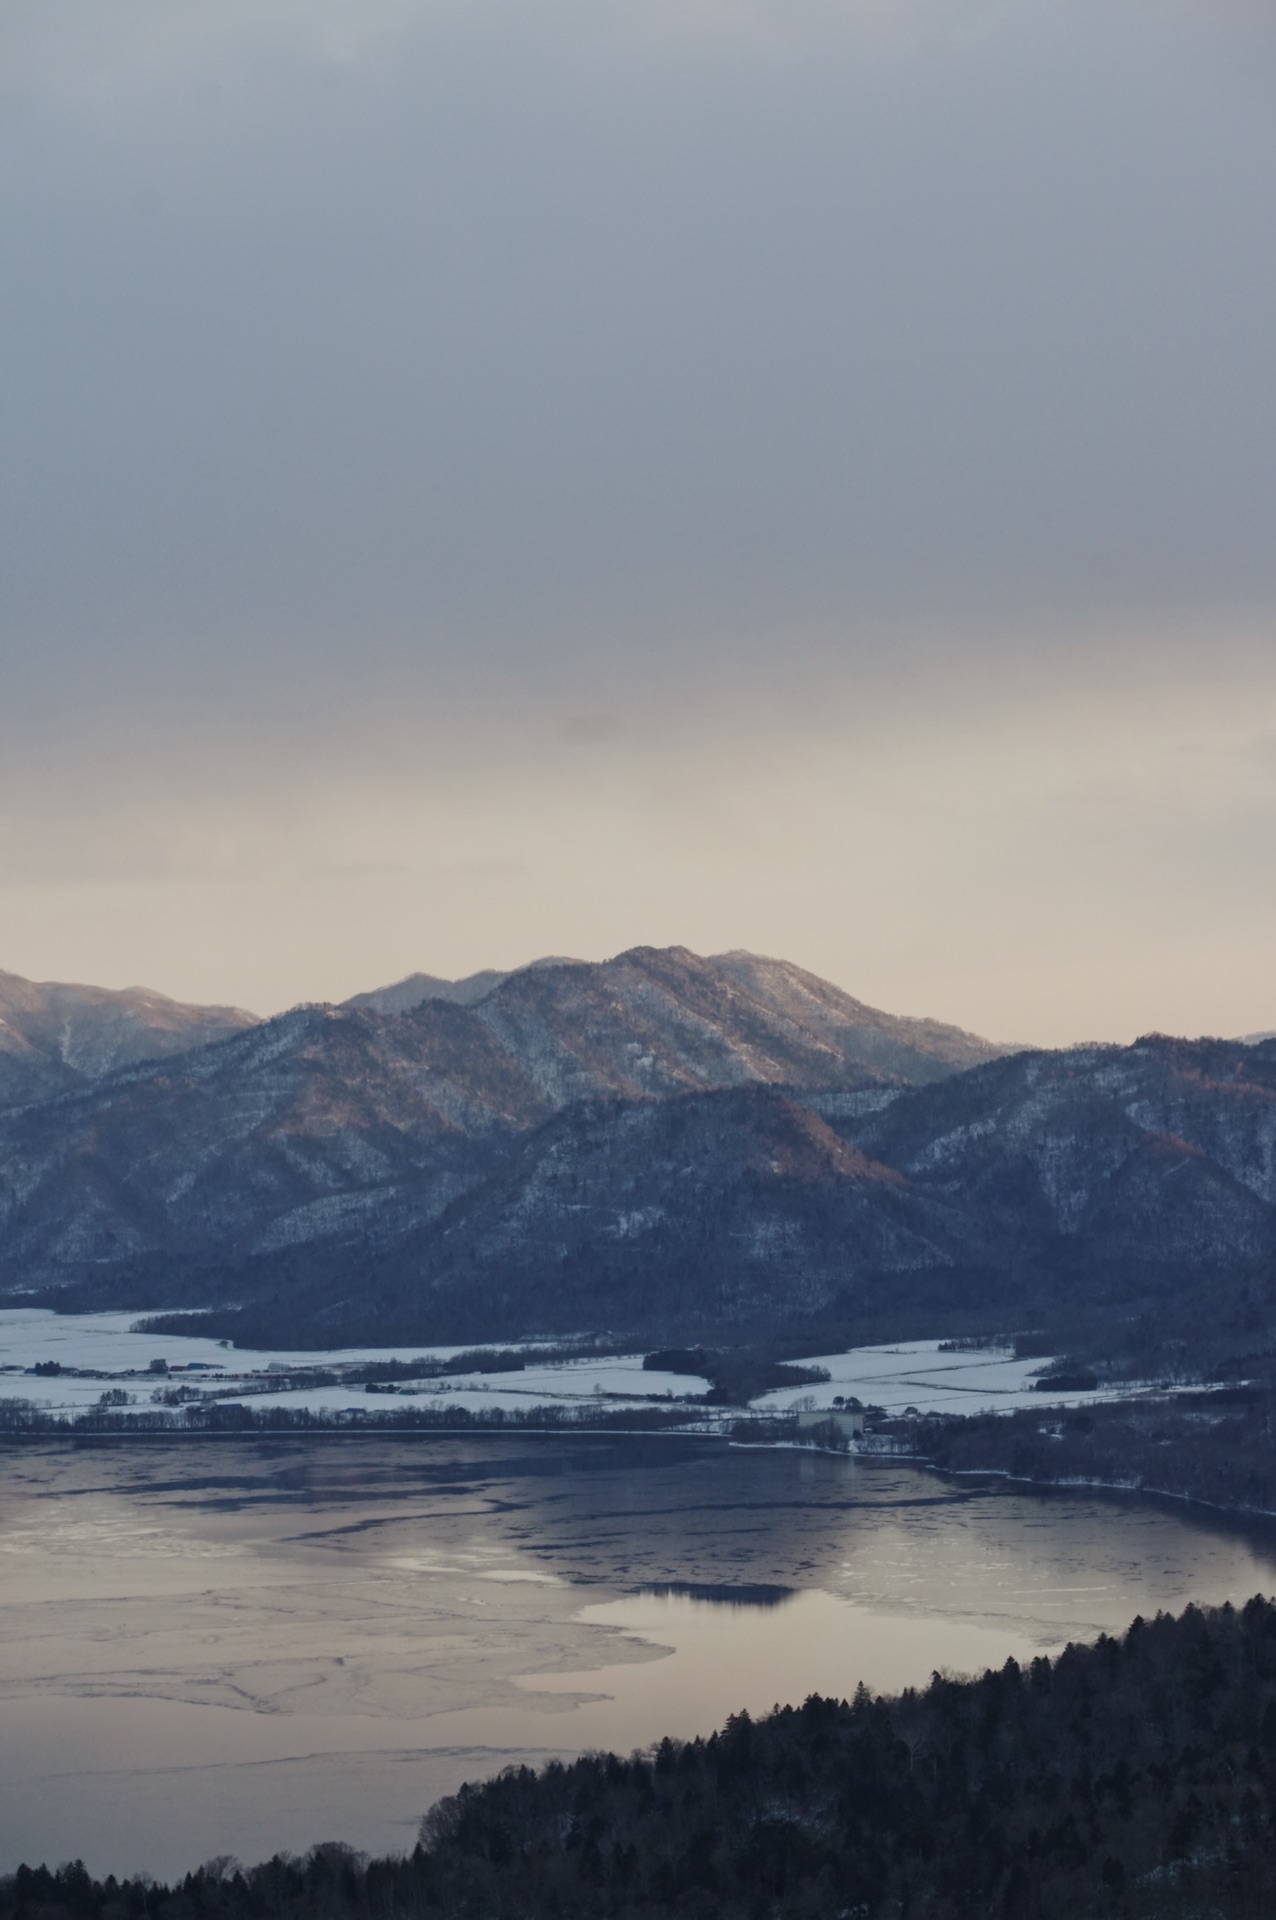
[2, 0, 1275, 1032]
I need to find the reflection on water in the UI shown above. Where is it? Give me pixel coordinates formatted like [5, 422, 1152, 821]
[517, 1587, 1048, 1742]
[636, 1582, 794, 1608]
[1, 1434, 1275, 1878]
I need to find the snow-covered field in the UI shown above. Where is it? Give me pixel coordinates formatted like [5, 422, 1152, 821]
[0, 1310, 1121, 1425]
[0, 1308, 710, 1417]
[753, 1342, 1123, 1417]
[0, 1307, 477, 1374]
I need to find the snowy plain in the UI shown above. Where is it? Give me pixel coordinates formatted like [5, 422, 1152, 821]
[0, 1308, 710, 1416]
[751, 1342, 1127, 1418]
[0, 1309, 1127, 1423]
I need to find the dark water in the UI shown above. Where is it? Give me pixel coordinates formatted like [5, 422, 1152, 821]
[2, 1434, 1274, 1878]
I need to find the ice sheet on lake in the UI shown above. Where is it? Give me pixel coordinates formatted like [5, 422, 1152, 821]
[3, 1435, 1276, 1879]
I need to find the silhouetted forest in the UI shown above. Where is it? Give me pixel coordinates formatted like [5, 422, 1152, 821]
[911, 1386, 1276, 1517]
[0, 1400, 695, 1437]
[11, 1599, 1276, 1918]
[642, 1347, 832, 1403]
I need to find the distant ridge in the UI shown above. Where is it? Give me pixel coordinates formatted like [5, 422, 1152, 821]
[343, 947, 1005, 1085]
[8, 947, 1276, 1361]
[0, 969, 259, 1106]
[344, 956, 583, 1014]
[0, 944, 1007, 1324]
[705, 949, 1004, 1079]
[147, 1030, 1276, 1352]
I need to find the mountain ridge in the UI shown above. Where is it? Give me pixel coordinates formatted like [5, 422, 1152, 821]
[0, 969, 258, 1108]
[342, 956, 583, 1014]
[11, 948, 1276, 1370]
[0, 947, 1005, 1318]
[131, 1034, 1276, 1355]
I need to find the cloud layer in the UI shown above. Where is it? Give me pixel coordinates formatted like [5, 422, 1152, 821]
[2, 0, 1274, 1037]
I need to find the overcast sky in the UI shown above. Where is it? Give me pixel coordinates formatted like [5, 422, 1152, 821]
[3, 0, 1275, 1043]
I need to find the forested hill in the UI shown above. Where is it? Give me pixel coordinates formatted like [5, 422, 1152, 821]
[10, 1599, 1276, 1919]
[144, 1032, 1276, 1357]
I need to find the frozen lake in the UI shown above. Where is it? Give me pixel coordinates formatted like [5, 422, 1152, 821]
[2, 1432, 1275, 1880]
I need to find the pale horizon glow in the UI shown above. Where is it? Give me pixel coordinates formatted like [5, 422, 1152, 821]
[4, 0, 1276, 1048]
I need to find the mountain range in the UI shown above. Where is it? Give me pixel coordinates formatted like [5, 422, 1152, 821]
[2, 947, 1274, 1365]
[0, 970, 257, 1107]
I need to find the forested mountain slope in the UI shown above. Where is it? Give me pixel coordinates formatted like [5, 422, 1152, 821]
[145, 1037, 1276, 1351]
[8, 948, 1276, 1361]
[344, 947, 1004, 1087]
[168, 1086, 986, 1345]
[0, 948, 999, 1312]
[845, 1033, 1276, 1217]
[834, 1034, 1276, 1350]
[0, 1001, 553, 1295]
[0, 969, 257, 1108]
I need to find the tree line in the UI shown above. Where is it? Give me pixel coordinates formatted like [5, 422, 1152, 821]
[10, 1598, 1276, 1918]
[911, 1386, 1276, 1518]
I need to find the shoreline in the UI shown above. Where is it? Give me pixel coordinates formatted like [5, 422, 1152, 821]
[9, 1394, 1276, 1539]
[7, 1417, 1275, 1525]
[895, 1449, 1276, 1529]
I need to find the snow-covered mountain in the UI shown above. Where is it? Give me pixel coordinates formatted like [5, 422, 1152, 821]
[163, 1034, 1276, 1356]
[12, 948, 1276, 1369]
[0, 969, 258, 1106]
[0, 945, 1002, 1318]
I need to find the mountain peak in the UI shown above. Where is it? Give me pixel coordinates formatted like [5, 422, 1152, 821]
[345, 945, 1006, 1085]
[344, 955, 586, 1015]
[0, 944, 1009, 1336]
